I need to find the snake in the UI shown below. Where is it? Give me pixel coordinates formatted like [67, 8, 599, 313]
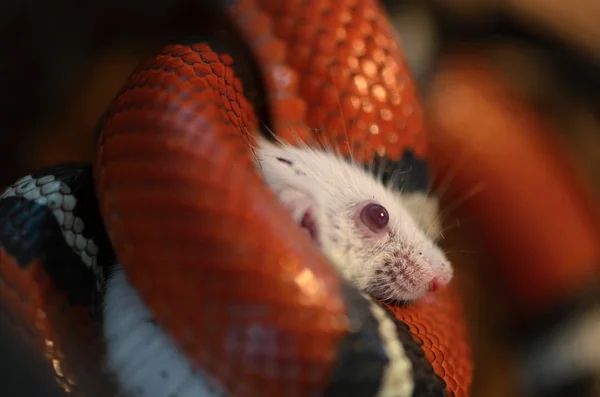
[0, 1, 472, 396]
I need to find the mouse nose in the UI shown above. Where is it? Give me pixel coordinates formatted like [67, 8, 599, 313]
[428, 278, 442, 292]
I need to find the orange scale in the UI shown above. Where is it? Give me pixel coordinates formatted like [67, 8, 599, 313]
[223, 84, 237, 103]
[430, 346, 445, 365]
[422, 346, 436, 365]
[374, 144, 389, 159]
[272, 15, 296, 39]
[404, 112, 422, 132]
[240, 12, 273, 40]
[223, 67, 236, 88]
[266, 0, 304, 14]
[286, 44, 312, 72]
[327, 61, 352, 87]
[324, 117, 346, 138]
[169, 45, 192, 57]
[417, 324, 433, 346]
[176, 65, 198, 81]
[443, 360, 456, 376]
[294, 23, 320, 44]
[306, 108, 328, 131]
[301, 75, 326, 103]
[372, 32, 392, 50]
[359, 100, 379, 118]
[276, 123, 313, 145]
[445, 376, 459, 393]
[297, 1, 326, 21]
[412, 320, 430, 337]
[388, 91, 405, 108]
[426, 331, 443, 349]
[333, 43, 357, 69]
[215, 78, 227, 96]
[335, 84, 356, 100]
[399, 102, 415, 118]
[320, 12, 342, 32]
[317, 84, 342, 108]
[229, 100, 243, 118]
[342, 126, 366, 146]
[251, 37, 286, 65]
[431, 360, 445, 377]
[380, 65, 399, 87]
[179, 51, 203, 66]
[350, 38, 367, 58]
[382, 128, 400, 146]
[338, 95, 361, 119]
[263, 65, 299, 96]
[198, 50, 218, 64]
[359, 18, 375, 36]
[235, 90, 253, 109]
[270, 98, 306, 123]
[308, 54, 335, 79]
[370, 83, 388, 103]
[366, 124, 382, 139]
[315, 31, 338, 55]
[379, 116, 400, 134]
[344, 26, 369, 47]
[159, 73, 185, 90]
[357, 0, 378, 19]
[192, 61, 213, 78]
[371, 45, 389, 64]
[350, 74, 369, 96]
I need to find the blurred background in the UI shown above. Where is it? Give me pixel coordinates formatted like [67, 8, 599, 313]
[0, 1, 599, 396]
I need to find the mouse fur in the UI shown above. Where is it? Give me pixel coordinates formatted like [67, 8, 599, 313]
[255, 138, 453, 303]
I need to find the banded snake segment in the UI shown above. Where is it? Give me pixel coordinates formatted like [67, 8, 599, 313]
[0, 1, 472, 397]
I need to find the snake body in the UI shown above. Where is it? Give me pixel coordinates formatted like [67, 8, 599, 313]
[0, 1, 472, 396]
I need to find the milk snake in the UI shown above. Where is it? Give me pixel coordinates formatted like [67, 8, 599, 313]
[0, 1, 472, 396]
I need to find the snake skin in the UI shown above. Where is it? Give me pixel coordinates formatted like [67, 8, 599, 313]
[0, 1, 472, 396]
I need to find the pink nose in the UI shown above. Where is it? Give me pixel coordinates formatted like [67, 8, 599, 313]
[429, 278, 442, 292]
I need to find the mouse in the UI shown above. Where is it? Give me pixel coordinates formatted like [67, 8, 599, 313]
[255, 137, 453, 303]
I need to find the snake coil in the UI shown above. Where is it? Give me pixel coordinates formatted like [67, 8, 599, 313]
[0, 1, 472, 396]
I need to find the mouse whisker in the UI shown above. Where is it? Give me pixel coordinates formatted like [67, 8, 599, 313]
[432, 182, 486, 230]
[442, 248, 477, 256]
[386, 169, 411, 192]
[431, 217, 463, 241]
[427, 137, 475, 202]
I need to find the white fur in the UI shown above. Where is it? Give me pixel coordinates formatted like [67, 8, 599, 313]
[103, 266, 226, 397]
[400, 192, 443, 241]
[256, 138, 453, 302]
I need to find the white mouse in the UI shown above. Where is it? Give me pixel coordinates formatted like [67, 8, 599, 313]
[255, 137, 453, 303]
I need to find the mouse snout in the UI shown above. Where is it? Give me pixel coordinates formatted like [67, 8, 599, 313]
[420, 247, 453, 286]
[427, 266, 453, 293]
[428, 278, 442, 292]
[428, 275, 451, 292]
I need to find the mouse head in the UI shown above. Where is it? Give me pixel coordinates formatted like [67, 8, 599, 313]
[257, 138, 453, 303]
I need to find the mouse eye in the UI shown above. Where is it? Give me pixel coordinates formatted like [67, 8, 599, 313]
[360, 203, 389, 232]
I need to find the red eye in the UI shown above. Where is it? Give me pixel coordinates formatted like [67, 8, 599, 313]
[360, 203, 389, 232]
